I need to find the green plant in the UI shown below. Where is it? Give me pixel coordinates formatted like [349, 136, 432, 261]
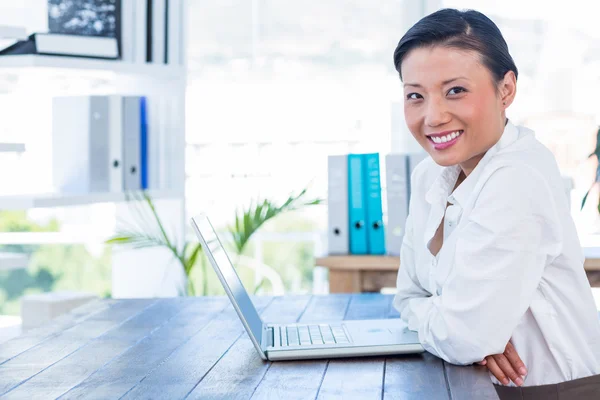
[581, 126, 600, 212]
[228, 187, 323, 293]
[106, 192, 202, 295]
[106, 187, 323, 296]
[229, 187, 323, 254]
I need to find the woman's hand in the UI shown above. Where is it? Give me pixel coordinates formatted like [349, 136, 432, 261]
[477, 342, 528, 386]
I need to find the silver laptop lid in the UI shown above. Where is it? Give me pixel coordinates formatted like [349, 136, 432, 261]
[190, 214, 266, 358]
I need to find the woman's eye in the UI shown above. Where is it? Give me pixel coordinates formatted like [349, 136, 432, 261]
[406, 93, 422, 100]
[448, 86, 466, 95]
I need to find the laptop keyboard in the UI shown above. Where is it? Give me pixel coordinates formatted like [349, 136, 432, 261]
[274, 324, 350, 347]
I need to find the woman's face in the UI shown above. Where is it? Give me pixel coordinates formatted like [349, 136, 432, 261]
[400, 46, 516, 174]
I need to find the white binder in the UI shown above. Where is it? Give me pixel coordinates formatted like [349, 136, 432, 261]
[88, 97, 110, 192]
[134, 0, 148, 63]
[327, 155, 349, 254]
[53, 96, 120, 194]
[52, 96, 91, 194]
[167, 0, 183, 65]
[122, 97, 142, 191]
[120, 0, 136, 62]
[108, 96, 124, 192]
[151, 0, 167, 64]
[385, 154, 409, 256]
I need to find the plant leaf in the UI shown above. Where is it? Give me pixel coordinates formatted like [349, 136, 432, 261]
[227, 184, 322, 255]
[106, 231, 167, 250]
[582, 185, 595, 210]
[105, 235, 137, 244]
[188, 280, 196, 296]
[185, 244, 203, 276]
[106, 194, 186, 279]
[125, 191, 156, 234]
[143, 192, 174, 250]
[253, 278, 266, 295]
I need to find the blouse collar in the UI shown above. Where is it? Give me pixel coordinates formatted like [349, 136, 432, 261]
[425, 119, 521, 208]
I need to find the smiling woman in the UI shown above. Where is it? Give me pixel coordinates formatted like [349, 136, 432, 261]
[396, 19, 517, 174]
[390, 8, 600, 399]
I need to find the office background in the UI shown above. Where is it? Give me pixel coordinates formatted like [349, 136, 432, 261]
[0, 0, 599, 329]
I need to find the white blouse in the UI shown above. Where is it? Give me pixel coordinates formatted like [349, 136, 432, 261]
[393, 120, 600, 386]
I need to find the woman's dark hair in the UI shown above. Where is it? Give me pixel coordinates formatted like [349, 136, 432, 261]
[393, 8, 518, 84]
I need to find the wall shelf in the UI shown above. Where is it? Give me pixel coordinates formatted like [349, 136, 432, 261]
[0, 189, 181, 210]
[0, 55, 185, 80]
[0, 3, 189, 298]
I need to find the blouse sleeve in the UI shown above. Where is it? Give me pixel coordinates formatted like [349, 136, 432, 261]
[393, 212, 434, 324]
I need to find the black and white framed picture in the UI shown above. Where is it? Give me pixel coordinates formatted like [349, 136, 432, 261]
[48, 0, 120, 38]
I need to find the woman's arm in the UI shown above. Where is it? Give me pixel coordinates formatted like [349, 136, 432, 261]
[393, 212, 433, 324]
[401, 165, 562, 365]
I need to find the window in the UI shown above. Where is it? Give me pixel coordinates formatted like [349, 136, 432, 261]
[185, 1, 411, 292]
[184, 0, 600, 292]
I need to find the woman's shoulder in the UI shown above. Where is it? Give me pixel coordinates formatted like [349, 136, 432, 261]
[478, 132, 567, 212]
[492, 124, 559, 169]
[485, 124, 563, 188]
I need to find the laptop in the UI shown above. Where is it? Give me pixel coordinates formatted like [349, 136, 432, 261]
[191, 214, 425, 361]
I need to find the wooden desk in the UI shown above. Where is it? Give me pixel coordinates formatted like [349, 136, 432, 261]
[0, 295, 499, 399]
[315, 255, 399, 293]
[317, 255, 600, 293]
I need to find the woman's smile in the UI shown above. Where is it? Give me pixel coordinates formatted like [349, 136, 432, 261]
[426, 130, 464, 150]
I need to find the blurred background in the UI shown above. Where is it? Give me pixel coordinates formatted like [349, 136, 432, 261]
[1, 0, 600, 339]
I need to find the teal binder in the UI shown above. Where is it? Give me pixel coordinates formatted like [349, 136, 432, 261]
[348, 154, 368, 254]
[364, 153, 386, 254]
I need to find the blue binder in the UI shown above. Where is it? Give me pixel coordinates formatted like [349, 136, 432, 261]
[348, 154, 368, 254]
[363, 153, 386, 254]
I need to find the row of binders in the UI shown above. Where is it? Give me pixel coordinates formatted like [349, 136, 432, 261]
[0, 0, 183, 64]
[327, 152, 427, 256]
[52, 95, 149, 194]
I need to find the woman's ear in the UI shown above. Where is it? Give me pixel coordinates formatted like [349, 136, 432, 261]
[500, 71, 517, 108]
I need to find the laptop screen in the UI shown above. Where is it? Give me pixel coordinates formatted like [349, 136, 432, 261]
[191, 215, 264, 344]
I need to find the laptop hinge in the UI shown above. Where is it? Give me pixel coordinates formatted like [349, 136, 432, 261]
[261, 324, 272, 350]
[266, 326, 274, 348]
